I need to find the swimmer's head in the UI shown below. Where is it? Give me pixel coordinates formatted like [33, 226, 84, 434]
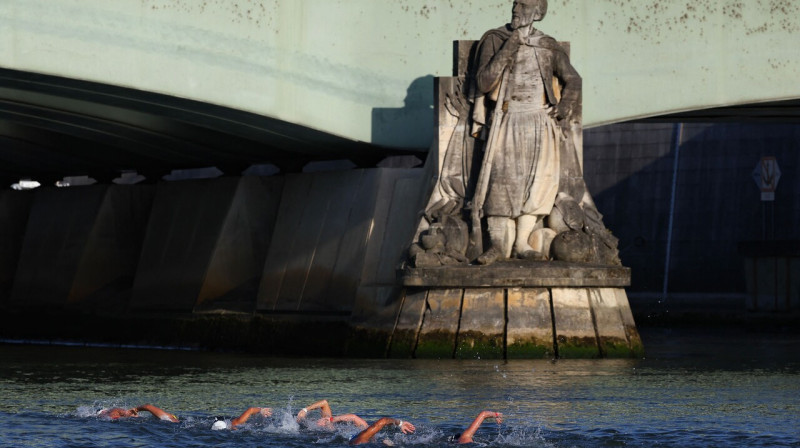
[211, 418, 228, 431]
[316, 416, 334, 427]
[97, 407, 136, 419]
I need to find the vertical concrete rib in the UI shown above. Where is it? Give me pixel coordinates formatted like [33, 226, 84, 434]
[415, 288, 462, 359]
[388, 288, 427, 358]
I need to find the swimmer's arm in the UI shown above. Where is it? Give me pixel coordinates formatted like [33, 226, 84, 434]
[332, 413, 369, 428]
[231, 407, 272, 428]
[349, 418, 415, 445]
[134, 404, 179, 423]
[297, 399, 333, 420]
[458, 411, 502, 444]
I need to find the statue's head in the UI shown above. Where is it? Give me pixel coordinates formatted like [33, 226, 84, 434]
[511, 0, 548, 29]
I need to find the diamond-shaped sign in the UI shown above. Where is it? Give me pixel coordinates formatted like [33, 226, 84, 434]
[752, 156, 780, 201]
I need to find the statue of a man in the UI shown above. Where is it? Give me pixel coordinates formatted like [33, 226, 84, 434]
[471, 0, 581, 265]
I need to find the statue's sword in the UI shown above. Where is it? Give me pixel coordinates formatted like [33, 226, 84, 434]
[468, 67, 510, 259]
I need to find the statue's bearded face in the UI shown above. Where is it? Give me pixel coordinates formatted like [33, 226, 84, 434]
[511, 0, 546, 29]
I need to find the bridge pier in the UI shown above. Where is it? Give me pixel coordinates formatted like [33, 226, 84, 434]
[381, 264, 643, 359]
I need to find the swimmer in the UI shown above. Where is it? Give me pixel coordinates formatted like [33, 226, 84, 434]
[296, 399, 368, 429]
[348, 417, 415, 445]
[211, 407, 272, 430]
[451, 411, 503, 444]
[97, 404, 179, 422]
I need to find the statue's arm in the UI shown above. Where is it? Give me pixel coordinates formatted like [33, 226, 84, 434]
[552, 49, 582, 120]
[476, 33, 518, 94]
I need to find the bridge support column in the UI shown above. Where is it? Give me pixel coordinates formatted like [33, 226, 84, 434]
[384, 263, 643, 359]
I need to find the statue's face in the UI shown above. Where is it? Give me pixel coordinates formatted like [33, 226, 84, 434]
[511, 0, 546, 28]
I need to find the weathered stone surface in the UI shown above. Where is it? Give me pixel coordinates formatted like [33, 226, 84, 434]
[613, 288, 644, 357]
[68, 185, 155, 310]
[195, 176, 283, 312]
[400, 262, 630, 288]
[507, 288, 554, 358]
[259, 171, 375, 312]
[388, 289, 427, 358]
[407, 3, 621, 268]
[131, 178, 240, 312]
[551, 288, 599, 358]
[588, 288, 631, 358]
[455, 289, 504, 359]
[415, 289, 462, 358]
[551, 230, 595, 263]
[346, 286, 404, 357]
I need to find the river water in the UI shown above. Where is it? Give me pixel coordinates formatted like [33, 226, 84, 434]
[1, 328, 798, 448]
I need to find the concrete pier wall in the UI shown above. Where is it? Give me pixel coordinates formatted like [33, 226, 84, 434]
[131, 177, 242, 312]
[9, 185, 108, 308]
[0, 190, 32, 304]
[68, 186, 155, 311]
[7, 185, 154, 310]
[195, 176, 284, 313]
[3, 169, 425, 321]
[257, 168, 424, 315]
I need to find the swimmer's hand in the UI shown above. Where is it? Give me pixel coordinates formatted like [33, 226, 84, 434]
[492, 411, 503, 424]
[397, 420, 415, 434]
[259, 408, 272, 417]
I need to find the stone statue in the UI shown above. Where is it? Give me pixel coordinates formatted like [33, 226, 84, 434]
[410, 0, 620, 268]
[471, 0, 579, 265]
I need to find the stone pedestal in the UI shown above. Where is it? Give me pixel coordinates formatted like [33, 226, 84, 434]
[390, 262, 643, 359]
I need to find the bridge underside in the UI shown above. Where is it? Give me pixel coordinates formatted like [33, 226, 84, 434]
[0, 68, 414, 188]
[2, 67, 799, 189]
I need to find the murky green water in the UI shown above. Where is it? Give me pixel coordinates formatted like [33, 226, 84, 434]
[1, 328, 798, 447]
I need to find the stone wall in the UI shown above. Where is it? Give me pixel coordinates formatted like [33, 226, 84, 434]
[385, 287, 642, 359]
[584, 122, 800, 296]
[1, 168, 423, 320]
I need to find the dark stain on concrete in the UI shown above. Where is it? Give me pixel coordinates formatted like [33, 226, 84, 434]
[616, 0, 799, 41]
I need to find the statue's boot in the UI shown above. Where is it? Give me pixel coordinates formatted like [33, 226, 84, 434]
[476, 246, 503, 265]
[518, 249, 546, 260]
[514, 214, 542, 259]
[476, 217, 513, 265]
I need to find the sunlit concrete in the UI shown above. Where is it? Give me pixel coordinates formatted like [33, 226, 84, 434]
[2, 0, 799, 149]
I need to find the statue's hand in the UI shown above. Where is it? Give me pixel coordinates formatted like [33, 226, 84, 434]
[510, 27, 529, 46]
[550, 102, 573, 122]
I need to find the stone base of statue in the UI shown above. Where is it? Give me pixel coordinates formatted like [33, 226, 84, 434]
[386, 261, 642, 359]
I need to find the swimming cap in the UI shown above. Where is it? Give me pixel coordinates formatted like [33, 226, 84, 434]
[212, 420, 228, 430]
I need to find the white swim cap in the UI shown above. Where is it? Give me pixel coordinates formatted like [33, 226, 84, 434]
[212, 420, 228, 431]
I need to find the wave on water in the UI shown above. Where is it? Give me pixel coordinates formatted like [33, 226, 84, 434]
[494, 425, 554, 447]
